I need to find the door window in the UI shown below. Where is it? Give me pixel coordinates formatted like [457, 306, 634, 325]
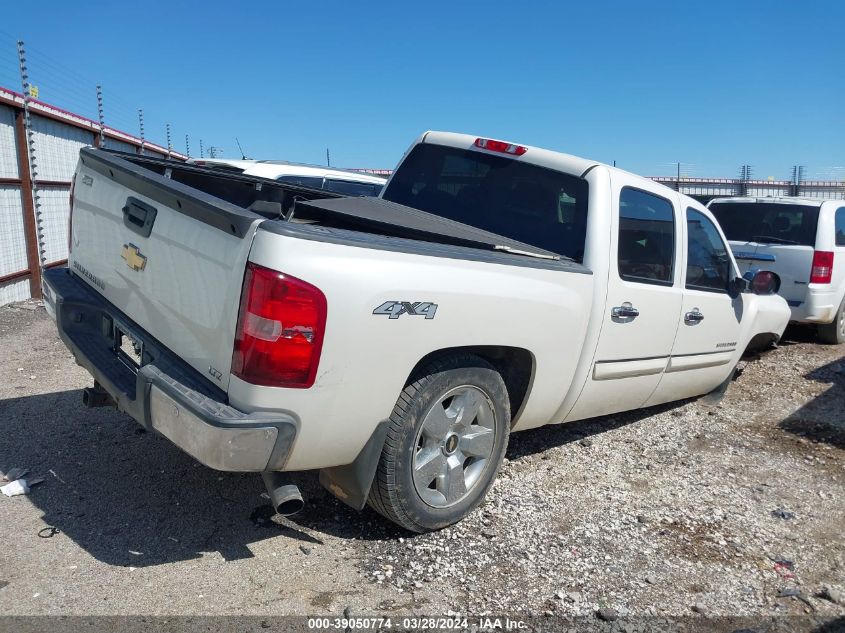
[686, 208, 732, 293]
[836, 207, 845, 247]
[618, 187, 675, 285]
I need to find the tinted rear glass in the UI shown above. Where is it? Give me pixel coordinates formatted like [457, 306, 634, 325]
[709, 202, 820, 246]
[382, 144, 589, 261]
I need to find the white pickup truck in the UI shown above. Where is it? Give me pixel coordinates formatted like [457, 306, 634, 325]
[43, 132, 790, 532]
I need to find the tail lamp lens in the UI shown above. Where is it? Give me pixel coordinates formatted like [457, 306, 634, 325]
[231, 262, 327, 388]
[810, 251, 833, 284]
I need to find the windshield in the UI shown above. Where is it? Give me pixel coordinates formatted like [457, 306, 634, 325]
[709, 202, 820, 246]
[382, 143, 589, 261]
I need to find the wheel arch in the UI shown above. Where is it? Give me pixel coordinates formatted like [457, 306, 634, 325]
[405, 345, 536, 427]
[319, 345, 535, 512]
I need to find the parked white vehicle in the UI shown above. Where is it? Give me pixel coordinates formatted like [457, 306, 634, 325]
[44, 133, 789, 532]
[709, 197, 845, 344]
[186, 157, 387, 197]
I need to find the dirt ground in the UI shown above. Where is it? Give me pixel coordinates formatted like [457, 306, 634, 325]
[0, 301, 842, 630]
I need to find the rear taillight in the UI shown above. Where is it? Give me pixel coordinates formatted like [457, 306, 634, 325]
[67, 175, 76, 254]
[474, 137, 527, 156]
[810, 251, 834, 284]
[231, 262, 327, 388]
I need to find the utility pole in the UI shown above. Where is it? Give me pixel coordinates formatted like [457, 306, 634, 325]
[676, 162, 681, 192]
[96, 84, 105, 148]
[326, 148, 331, 167]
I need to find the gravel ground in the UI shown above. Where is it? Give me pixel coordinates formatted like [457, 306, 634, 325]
[0, 301, 843, 629]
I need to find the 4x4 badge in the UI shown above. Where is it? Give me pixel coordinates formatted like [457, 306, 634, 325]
[121, 243, 147, 271]
[373, 301, 437, 320]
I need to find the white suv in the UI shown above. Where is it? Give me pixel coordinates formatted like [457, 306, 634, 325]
[186, 158, 387, 197]
[709, 197, 845, 343]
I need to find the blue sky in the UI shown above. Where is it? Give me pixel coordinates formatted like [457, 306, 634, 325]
[2, 1, 843, 179]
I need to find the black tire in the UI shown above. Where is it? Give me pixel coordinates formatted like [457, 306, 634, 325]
[367, 354, 510, 533]
[818, 296, 845, 345]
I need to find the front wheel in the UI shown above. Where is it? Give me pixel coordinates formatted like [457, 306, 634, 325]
[818, 296, 845, 345]
[367, 354, 510, 533]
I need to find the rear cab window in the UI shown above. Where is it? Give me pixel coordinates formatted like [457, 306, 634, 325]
[617, 188, 675, 285]
[709, 202, 820, 247]
[382, 143, 589, 262]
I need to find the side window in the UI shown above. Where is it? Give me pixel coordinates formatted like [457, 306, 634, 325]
[686, 208, 732, 293]
[836, 207, 845, 247]
[618, 187, 675, 285]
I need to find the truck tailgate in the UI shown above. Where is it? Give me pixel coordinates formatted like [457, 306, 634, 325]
[69, 149, 261, 391]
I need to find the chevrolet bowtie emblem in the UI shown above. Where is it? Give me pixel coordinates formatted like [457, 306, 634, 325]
[121, 243, 147, 271]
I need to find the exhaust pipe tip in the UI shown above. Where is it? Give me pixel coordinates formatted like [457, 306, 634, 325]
[272, 484, 305, 516]
[262, 472, 304, 517]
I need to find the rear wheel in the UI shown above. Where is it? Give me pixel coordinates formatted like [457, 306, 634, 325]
[367, 354, 510, 532]
[818, 296, 845, 344]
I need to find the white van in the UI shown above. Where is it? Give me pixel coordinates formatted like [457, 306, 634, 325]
[709, 197, 845, 343]
[186, 158, 387, 197]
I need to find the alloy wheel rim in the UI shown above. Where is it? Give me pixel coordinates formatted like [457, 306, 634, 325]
[412, 385, 496, 508]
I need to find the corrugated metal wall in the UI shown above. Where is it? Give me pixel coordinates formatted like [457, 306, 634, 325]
[0, 103, 30, 305]
[30, 114, 88, 269]
[102, 137, 137, 153]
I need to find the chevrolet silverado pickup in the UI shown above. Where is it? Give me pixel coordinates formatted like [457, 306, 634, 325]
[43, 132, 790, 532]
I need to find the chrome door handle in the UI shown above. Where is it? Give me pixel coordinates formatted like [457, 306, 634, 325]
[684, 309, 704, 323]
[611, 302, 639, 319]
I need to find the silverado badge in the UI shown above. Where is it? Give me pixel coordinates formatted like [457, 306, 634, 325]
[121, 243, 147, 271]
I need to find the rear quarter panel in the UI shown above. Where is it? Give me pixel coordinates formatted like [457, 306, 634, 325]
[229, 229, 594, 470]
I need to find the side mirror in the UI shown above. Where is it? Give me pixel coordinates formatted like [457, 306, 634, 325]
[746, 270, 781, 295]
[727, 276, 747, 299]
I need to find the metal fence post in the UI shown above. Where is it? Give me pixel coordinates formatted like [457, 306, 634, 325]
[138, 108, 145, 154]
[96, 84, 105, 148]
[16, 39, 44, 298]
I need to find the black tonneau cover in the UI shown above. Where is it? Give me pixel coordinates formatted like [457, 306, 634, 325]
[293, 196, 561, 258]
